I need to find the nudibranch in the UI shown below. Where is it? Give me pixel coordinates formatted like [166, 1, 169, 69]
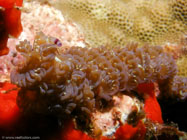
[10, 32, 187, 137]
[0, 0, 23, 56]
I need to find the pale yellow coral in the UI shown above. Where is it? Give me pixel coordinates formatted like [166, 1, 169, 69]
[51, 0, 187, 47]
[177, 56, 187, 77]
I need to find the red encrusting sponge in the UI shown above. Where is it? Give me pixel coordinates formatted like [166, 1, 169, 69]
[138, 83, 163, 124]
[0, 0, 23, 56]
[0, 82, 20, 128]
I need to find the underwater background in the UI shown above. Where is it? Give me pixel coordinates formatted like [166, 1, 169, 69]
[0, 0, 187, 139]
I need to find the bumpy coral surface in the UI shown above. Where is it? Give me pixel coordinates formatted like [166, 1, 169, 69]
[51, 0, 187, 47]
[177, 56, 187, 77]
[11, 33, 186, 120]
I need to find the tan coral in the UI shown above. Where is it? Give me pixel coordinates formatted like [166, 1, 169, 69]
[172, 0, 187, 24]
[177, 56, 187, 77]
[51, 0, 187, 47]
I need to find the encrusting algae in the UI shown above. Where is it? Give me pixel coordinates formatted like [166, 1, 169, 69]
[50, 0, 187, 47]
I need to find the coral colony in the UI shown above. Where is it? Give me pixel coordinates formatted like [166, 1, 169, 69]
[0, 0, 187, 140]
[51, 0, 187, 46]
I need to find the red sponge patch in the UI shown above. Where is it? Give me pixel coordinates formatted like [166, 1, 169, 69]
[0, 0, 23, 56]
[138, 83, 163, 123]
[0, 83, 19, 128]
[61, 120, 93, 140]
[114, 121, 146, 140]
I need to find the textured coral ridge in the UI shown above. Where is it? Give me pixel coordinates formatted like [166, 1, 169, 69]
[0, 0, 23, 56]
[10, 32, 186, 117]
[177, 56, 187, 77]
[51, 0, 187, 47]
